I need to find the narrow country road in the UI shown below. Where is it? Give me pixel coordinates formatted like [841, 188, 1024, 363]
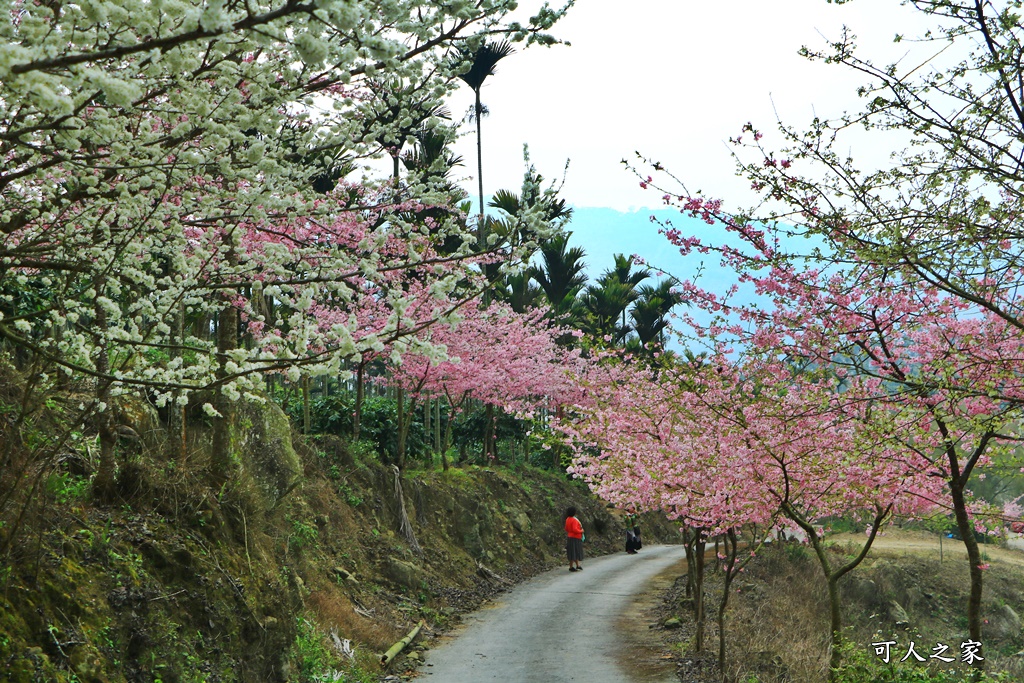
[417, 544, 687, 683]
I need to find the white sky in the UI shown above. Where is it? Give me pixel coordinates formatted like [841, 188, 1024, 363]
[446, 0, 934, 212]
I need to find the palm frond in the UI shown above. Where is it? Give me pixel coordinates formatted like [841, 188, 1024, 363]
[453, 41, 516, 91]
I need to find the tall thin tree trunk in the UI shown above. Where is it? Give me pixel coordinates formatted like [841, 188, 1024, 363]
[682, 527, 696, 598]
[92, 274, 117, 500]
[434, 399, 441, 455]
[553, 405, 564, 470]
[693, 532, 706, 653]
[475, 90, 485, 233]
[717, 529, 739, 672]
[93, 370, 116, 498]
[786, 502, 889, 680]
[211, 227, 241, 486]
[396, 386, 415, 470]
[168, 301, 187, 461]
[302, 375, 311, 435]
[211, 303, 238, 487]
[354, 363, 365, 440]
[484, 404, 495, 461]
[443, 404, 454, 454]
[424, 397, 431, 459]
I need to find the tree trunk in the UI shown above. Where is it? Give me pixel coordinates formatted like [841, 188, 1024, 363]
[354, 363, 364, 440]
[786, 502, 890, 680]
[424, 397, 431, 456]
[717, 529, 739, 672]
[682, 527, 695, 599]
[479, 403, 489, 460]
[443, 404, 454, 454]
[167, 301, 187, 461]
[553, 405, 564, 470]
[92, 284, 117, 500]
[302, 375, 311, 435]
[396, 386, 416, 471]
[434, 399, 442, 458]
[693, 532, 706, 652]
[485, 404, 497, 461]
[210, 304, 238, 487]
[951, 483, 984, 649]
[475, 89, 485, 239]
[93, 385, 117, 500]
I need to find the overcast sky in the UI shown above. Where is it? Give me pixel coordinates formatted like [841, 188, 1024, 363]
[446, 0, 932, 213]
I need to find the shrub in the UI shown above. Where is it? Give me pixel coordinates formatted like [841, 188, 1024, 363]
[833, 639, 1013, 683]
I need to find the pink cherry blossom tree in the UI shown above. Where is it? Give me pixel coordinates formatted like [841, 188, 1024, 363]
[626, 162, 1024, 661]
[559, 350, 939, 672]
[389, 301, 581, 470]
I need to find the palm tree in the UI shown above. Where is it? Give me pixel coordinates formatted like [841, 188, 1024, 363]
[582, 254, 651, 343]
[606, 254, 651, 323]
[453, 41, 515, 236]
[487, 172, 573, 250]
[582, 278, 635, 342]
[401, 125, 463, 187]
[486, 171, 572, 304]
[630, 280, 684, 351]
[530, 233, 588, 321]
[498, 271, 544, 313]
[364, 77, 450, 181]
[401, 125, 468, 255]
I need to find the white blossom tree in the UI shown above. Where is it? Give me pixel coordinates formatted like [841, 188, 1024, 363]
[0, 0, 572, 494]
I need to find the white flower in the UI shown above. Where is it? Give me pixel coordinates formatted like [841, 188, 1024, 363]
[199, 0, 234, 32]
[295, 33, 328, 67]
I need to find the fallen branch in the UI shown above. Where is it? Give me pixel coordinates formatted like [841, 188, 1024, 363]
[476, 562, 512, 585]
[148, 589, 186, 602]
[380, 619, 425, 668]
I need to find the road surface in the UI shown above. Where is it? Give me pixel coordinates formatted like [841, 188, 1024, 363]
[417, 544, 687, 683]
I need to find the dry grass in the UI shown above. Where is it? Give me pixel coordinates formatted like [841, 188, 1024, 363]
[306, 584, 403, 652]
[686, 536, 1024, 683]
[712, 544, 832, 683]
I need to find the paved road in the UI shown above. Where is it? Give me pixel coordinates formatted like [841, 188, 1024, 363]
[417, 545, 687, 683]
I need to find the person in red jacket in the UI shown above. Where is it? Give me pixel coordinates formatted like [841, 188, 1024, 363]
[564, 507, 584, 572]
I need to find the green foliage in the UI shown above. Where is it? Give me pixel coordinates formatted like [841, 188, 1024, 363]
[833, 639, 1013, 682]
[292, 618, 380, 679]
[45, 471, 90, 504]
[288, 518, 319, 552]
[286, 394, 434, 462]
[336, 480, 363, 508]
[347, 440, 377, 464]
[452, 405, 528, 461]
[784, 541, 811, 563]
[292, 617, 338, 682]
[822, 515, 867, 535]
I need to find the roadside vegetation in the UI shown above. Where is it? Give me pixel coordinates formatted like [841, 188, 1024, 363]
[6, 1, 1024, 682]
[645, 529, 1024, 683]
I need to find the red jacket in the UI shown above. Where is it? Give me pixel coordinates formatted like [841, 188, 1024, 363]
[565, 516, 583, 539]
